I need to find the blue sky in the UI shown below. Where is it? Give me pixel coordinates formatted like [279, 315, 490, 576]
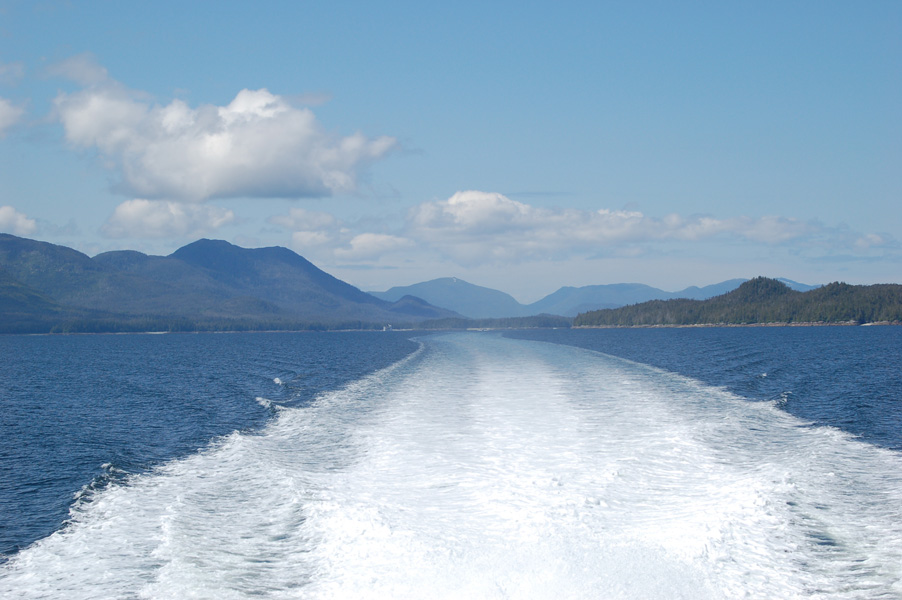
[0, 1, 899, 301]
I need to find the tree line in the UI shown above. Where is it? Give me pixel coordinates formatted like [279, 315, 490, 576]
[0, 311, 574, 334]
[573, 278, 902, 327]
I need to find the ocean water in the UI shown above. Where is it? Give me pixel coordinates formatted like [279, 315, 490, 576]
[506, 326, 902, 450]
[1, 329, 900, 598]
[0, 331, 418, 560]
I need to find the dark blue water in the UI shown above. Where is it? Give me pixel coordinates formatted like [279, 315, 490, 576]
[2, 328, 901, 598]
[0, 331, 418, 560]
[506, 326, 902, 451]
[2, 327, 900, 567]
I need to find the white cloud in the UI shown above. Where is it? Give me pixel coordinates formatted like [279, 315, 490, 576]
[731, 215, 816, 244]
[409, 191, 652, 263]
[269, 208, 343, 253]
[334, 233, 414, 261]
[269, 208, 414, 262]
[406, 191, 836, 264]
[268, 190, 893, 272]
[102, 199, 234, 238]
[291, 230, 335, 248]
[411, 191, 533, 233]
[0, 205, 37, 236]
[0, 97, 24, 137]
[854, 233, 887, 250]
[52, 63, 396, 202]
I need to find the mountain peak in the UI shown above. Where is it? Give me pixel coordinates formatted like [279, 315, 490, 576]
[728, 277, 794, 301]
[371, 277, 525, 319]
[170, 238, 240, 261]
[0, 235, 458, 332]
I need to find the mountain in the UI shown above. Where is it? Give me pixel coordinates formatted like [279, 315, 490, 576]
[573, 277, 902, 327]
[525, 279, 779, 316]
[0, 266, 89, 333]
[776, 278, 820, 292]
[0, 233, 832, 333]
[0, 234, 457, 332]
[371, 277, 528, 319]
[670, 279, 750, 300]
[374, 276, 813, 318]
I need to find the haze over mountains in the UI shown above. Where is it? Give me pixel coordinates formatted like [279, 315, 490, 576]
[0, 233, 820, 333]
[372, 277, 819, 319]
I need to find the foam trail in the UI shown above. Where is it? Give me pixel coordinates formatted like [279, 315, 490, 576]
[2, 333, 900, 599]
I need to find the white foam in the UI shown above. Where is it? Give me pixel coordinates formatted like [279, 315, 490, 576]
[2, 333, 900, 599]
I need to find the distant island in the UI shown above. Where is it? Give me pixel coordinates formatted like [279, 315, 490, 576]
[574, 277, 902, 327]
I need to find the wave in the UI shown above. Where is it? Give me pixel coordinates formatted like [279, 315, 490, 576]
[2, 333, 899, 599]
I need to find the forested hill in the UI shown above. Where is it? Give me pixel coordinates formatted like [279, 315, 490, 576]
[573, 277, 902, 327]
[0, 234, 459, 333]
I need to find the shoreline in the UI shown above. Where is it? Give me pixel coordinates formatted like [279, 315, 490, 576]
[7, 320, 902, 336]
[573, 321, 901, 329]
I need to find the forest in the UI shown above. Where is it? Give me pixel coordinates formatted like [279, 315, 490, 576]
[573, 277, 902, 327]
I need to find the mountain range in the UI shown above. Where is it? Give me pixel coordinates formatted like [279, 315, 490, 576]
[0, 234, 457, 333]
[371, 277, 819, 318]
[0, 233, 823, 333]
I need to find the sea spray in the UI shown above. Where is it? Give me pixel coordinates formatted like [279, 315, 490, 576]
[2, 333, 900, 598]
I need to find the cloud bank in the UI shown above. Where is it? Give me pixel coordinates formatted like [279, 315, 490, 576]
[52, 56, 396, 202]
[102, 199, 235, 239]
[406, 191, 828, 264]
[271, 190, 894, 267]
[0, 206, 37, 236]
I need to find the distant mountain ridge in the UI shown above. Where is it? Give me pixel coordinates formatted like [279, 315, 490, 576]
[372, 277, 819, 318]
[371, 278, 526, 319]
[0, 234, 458, 333]
[573, 277, 902, 327]
[0, 233, 830, 333]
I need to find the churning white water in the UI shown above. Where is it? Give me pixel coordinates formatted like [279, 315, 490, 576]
[2, 333, 901, 599]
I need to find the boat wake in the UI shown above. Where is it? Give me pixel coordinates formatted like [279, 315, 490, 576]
[2, 333, 900, 598]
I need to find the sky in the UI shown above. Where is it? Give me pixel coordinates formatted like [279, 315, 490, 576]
[0, 1, 899, 302]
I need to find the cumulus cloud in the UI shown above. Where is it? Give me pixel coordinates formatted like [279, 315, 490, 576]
[291, 230, 336, 248]
[410, 191, 659, 249]
[732, 215, 817, 244]
[0, 97, 24, 137]
[334, 233, 414, 261]
[406, 191, 867, 265]
[410, 191, 674, 262]
[269, 208, 343, 252]
[269, 208, 415, 262]
[102, 199, 234, 238]
[52, 58, 396, 202]
[268, 190, 893, 268]
[0, 206, 37, 236]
